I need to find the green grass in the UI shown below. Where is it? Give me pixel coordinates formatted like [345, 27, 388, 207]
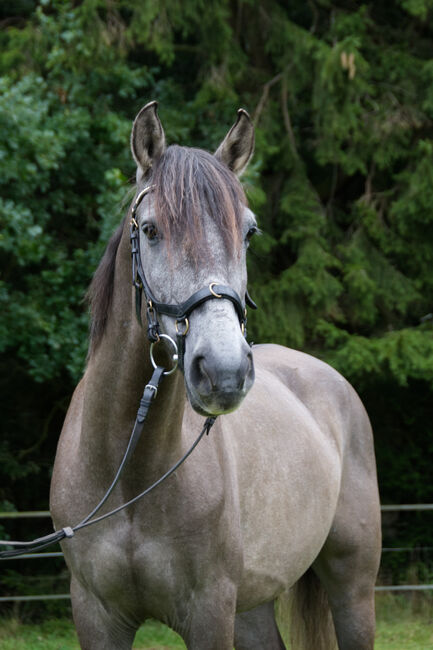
[134, 621, 186, 649]
[0, 595, 431, 649]
[0, 617, 186, 650]
[374, 593, 433, 650]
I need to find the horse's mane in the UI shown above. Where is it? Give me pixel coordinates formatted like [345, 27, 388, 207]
[86, 217, 126, 359]
[87, 145, 247, 357]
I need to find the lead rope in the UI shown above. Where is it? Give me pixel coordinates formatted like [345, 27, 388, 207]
[0, 363, 216, 560]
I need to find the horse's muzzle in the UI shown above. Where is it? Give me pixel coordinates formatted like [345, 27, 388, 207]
[187, 344, 254, 416]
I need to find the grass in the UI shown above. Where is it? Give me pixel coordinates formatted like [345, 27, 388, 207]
[0, 594, 431, 649]
[374, 593, 433, 650]
[0, 617, 186, 650]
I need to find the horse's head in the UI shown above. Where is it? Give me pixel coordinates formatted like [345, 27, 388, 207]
[129, 102, 256, 416]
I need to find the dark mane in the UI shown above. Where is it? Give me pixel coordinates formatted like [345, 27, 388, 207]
[87, 145, 246, 357]
[86, 217, 125, 358]
[152, 145, 246, 261]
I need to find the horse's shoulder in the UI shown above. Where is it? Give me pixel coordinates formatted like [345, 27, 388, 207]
[253, 343, 344, 381]
[251, 344, 372, 462]
[252, 343, 361, 412]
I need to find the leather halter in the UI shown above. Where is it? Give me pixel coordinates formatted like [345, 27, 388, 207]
[130, 185, 257, 368]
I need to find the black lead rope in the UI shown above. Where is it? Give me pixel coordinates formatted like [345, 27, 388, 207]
[0, 366, 217, 560]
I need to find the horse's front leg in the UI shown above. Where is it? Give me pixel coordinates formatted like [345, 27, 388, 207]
[70, 577, 138, 650]
[234, 601, 286, 650]
[176, 578, 237, 650]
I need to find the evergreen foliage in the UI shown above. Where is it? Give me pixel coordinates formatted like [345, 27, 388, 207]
[0, 0, 432, 563]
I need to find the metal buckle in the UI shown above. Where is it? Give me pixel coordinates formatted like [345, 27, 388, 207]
[145, 383, 158, 398]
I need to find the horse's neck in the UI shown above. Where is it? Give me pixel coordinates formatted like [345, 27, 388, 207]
[81, 229, 186, 477]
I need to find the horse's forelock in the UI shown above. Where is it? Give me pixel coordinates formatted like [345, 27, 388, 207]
[152, 145, 246, 262]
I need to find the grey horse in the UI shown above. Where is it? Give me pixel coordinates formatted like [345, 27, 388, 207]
[50, 102, 381, 650]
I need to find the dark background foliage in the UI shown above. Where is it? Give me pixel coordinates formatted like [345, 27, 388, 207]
[1, 0, 433, 600]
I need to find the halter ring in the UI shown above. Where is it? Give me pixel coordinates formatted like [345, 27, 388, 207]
[175, 318, 190, 336]
[209, 282, 222, 298]
[150, 334, 179, 376]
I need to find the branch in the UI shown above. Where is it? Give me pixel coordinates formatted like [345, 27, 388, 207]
[365, 160, 376, 202]
[281, 71, 299, 159]
[307, 0, 319, 34]
[326, 164, 339, 217]
[18, 397, 69, 461]
[253, 72, 282, 126]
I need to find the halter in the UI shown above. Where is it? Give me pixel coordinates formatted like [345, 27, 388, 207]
[130, 185, 257, 369]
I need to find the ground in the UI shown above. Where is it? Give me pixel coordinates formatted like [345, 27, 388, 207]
[0, 595, 432, 649]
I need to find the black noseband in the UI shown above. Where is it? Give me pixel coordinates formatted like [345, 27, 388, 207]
[130, 186, 257, 369]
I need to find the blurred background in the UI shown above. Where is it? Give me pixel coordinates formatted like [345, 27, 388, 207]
[0, 0, 432, 616]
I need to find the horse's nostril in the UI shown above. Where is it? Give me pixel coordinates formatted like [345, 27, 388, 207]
[190, 348, 254, 397]
[190, 355, 213, 392]
[237, 352, 252, 390]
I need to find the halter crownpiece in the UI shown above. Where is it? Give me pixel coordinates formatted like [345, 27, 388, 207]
[130, 185, 257, 370]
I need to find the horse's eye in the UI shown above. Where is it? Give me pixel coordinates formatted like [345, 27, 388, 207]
[246, 226, 258, 242]
[142, 223, 158, 241]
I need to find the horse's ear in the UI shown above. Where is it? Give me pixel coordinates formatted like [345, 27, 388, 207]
[131, 101, 166, 177]
[214, 109, 255, 176]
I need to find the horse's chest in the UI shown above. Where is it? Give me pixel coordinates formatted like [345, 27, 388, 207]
[68, 527, 194, 620]
[67, 482, 236, 619]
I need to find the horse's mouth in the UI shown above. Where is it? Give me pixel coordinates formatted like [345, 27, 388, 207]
[185, 381, 253, 417]
[183, 333, 255, 417]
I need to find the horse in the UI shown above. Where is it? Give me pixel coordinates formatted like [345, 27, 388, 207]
[50, 101, 381, 650]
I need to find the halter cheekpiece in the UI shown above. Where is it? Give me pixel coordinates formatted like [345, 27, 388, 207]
[130, 185, 257, 370]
